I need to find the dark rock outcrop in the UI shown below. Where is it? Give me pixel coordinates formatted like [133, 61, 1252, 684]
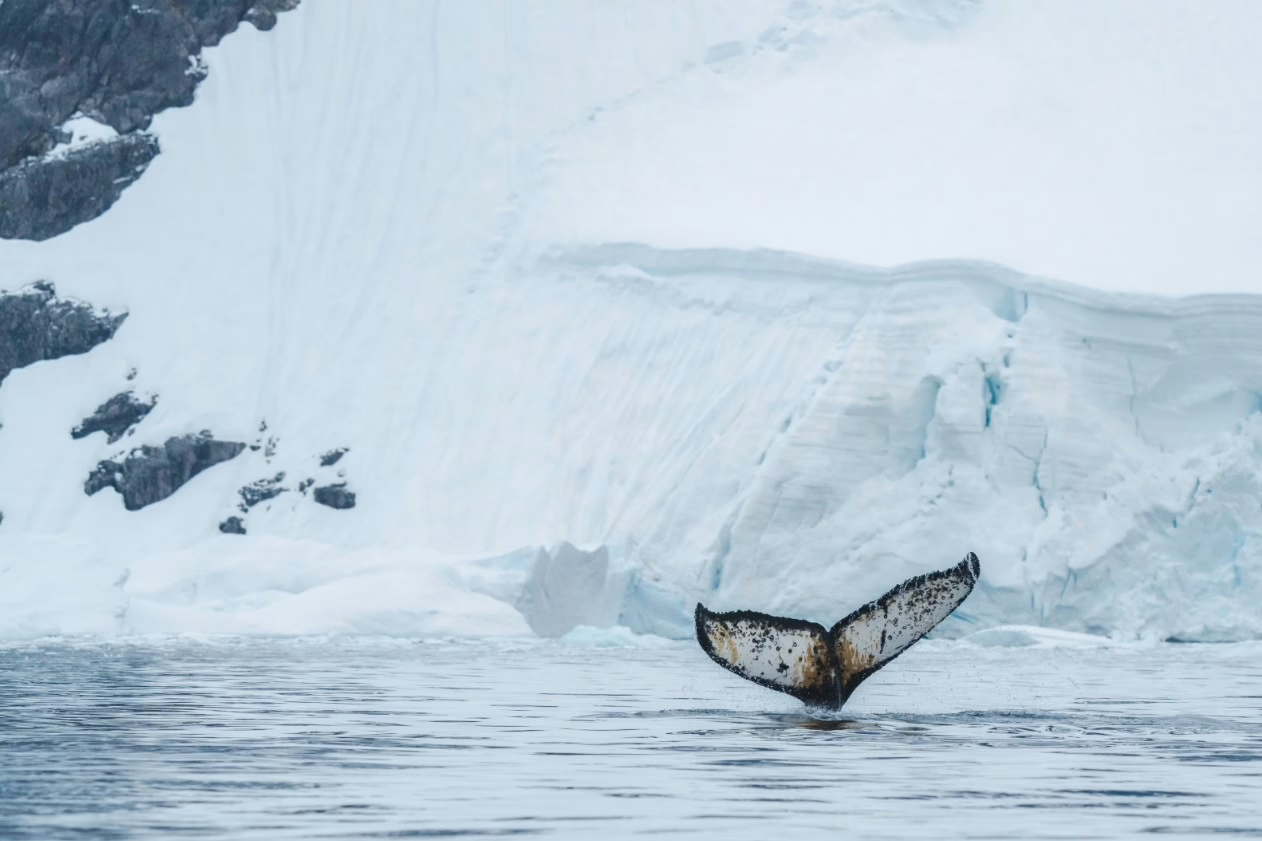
[71, 391, 157, 443]
[0, 282, 127, 385]
[218, 515, 246, 534]
[85, 431, 246, 510]
[319, 447, 347, 467]
[0, 133, 159, 240]
[0, 0, 299, 239]
[238, 472, 285, 510]
[313, 482, 355, 510]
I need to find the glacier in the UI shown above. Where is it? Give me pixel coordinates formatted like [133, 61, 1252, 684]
[1, 0, 1261, 641]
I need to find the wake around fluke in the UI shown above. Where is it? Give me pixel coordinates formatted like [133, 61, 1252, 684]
[695, 553, 981, 709]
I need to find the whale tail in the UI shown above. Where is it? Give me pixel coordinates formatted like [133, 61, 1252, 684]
[695, 552, 981, 709]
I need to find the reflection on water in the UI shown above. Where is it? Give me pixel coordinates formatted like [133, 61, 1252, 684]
[2, 638, 1262, 839]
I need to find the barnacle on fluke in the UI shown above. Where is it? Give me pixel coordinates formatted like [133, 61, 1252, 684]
[695, 553, 981, 710]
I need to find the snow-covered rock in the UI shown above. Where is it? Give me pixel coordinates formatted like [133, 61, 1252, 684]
[0, 0, 299, 240]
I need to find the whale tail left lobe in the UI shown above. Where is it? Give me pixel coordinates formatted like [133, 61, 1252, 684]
[695, 553, 981, 709]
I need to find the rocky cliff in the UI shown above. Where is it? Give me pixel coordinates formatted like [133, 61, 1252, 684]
[0, 0, 298, 240]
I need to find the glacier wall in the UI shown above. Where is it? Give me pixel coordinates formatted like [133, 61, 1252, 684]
[1, 0, 1261, 640]
[524, 245, 1262, 642]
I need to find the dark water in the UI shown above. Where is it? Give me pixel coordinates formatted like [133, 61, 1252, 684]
[2, 637, 1262, 839]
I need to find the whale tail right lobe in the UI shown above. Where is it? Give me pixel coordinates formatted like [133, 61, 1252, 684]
[695, 553, 981, 709]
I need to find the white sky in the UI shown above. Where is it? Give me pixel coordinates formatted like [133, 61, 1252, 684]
[531, 0, 1262, 297]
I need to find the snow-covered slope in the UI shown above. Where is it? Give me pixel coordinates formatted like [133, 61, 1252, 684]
[1, 0, 1261, 641]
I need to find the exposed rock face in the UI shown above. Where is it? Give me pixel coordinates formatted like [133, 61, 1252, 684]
[0, 0, 299, 239]
[71, 391, 157, 443]
[0, 133, 159, 240]
[85, 432, 246, 510]
[218, 515, 246, 535]
[0, 282, 127, 385]
[319, 447, 347, 467]
[313, 482, 355, 510]
[238, 472, 285, 510]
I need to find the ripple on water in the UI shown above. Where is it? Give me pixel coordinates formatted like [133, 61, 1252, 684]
[1, 639, 1262, 839]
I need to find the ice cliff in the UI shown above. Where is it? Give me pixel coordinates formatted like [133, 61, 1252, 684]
[1, 0, 1260, 641]
[548, 246, 1262, 642]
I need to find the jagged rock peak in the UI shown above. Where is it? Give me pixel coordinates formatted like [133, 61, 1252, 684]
[85, 431, 246, 511]
[0, 281, 127, 385]
[71, 391, 157, 444]
[0, 132, 160, 241]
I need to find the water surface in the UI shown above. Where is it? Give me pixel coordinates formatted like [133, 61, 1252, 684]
[2, 637, 1261, 839]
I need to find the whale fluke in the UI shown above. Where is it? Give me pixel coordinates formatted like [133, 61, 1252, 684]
[695, 552, 981, 709]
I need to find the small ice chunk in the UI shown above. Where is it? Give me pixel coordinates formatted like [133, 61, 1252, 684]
[963, 625, 1115, 649]
[559, 625, 674, 649]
